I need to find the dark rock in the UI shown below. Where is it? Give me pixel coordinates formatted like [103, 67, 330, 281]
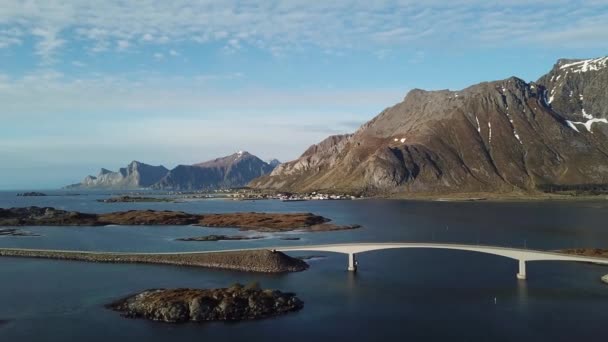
[106, 284, 303, 323]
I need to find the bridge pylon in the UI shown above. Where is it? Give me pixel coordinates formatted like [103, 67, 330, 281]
[517, 259, 527, 280]
[348, 253, 357, 272]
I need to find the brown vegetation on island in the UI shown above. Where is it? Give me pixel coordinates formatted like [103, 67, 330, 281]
[0, 207, 360, 232]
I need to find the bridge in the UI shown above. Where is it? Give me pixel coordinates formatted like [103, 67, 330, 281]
[273, 243, 608, 279]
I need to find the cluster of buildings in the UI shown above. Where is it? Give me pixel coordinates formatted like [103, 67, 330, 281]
[278, 192, 358, 201]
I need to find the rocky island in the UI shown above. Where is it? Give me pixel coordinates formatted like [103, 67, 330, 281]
[0, 249, 309, 273]
[17, 192, 47, 196]
[602, 275, 608, 285]
[106, 283, 303, 323]
[0, 206, 359, 232]
[176, 234, 264, 242]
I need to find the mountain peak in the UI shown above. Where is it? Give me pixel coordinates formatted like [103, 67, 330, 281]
[251, 56, 608, 195]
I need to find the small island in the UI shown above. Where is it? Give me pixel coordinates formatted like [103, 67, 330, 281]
[602, 275, 608, 285]
[106, 283, 303, 323]
[17, 192, 47, 197]
[0, 206, 360, 232]
[176, 234, 264, 242]
[97, 196, 173, 203]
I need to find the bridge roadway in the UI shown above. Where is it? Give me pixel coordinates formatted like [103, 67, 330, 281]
[3, 242, 608, 279]
[274, 242, 608, 279]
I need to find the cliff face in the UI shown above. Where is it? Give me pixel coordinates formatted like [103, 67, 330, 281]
[250, 56, 608, 195]
[66, 161, 168, 189]
[152, 151, 276, 190]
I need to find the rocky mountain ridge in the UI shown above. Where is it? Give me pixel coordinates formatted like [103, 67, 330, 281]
[66, 152, 278, 190]
[65, 161, 168, 189]
[250, 56, 608, 196]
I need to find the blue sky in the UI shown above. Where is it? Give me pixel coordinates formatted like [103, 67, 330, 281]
[1, 0, 608, 189]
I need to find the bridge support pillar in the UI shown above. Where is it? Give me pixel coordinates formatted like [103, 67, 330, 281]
[517, 259, 526, 280]
[348, 253, 357, 272]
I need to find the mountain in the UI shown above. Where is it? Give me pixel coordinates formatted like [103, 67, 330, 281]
[66, 161, 169, 189]
[151, 151, 276, 190]
[250, 56, 608, 196]
[267, 159, 282, 168]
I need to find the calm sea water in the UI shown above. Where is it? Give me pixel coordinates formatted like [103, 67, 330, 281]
[1, 190, 608, 341]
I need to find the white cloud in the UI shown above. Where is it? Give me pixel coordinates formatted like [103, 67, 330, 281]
[116, 39, 129, 50]
[31, 27, 65, 62]
[0, 71, 403, 118]
[0, 1, 606, 63]
[169, 49, 179, 56]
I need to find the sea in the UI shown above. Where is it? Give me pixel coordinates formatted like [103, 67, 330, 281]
[1, 190, 607, 341]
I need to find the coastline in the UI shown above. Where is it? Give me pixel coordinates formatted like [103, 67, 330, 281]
[385, 191, 608, 202]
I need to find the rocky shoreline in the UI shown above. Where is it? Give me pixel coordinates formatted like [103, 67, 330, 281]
[555, 248, 608, 259]
[0, 207, 358, 232]
[106, 283, 303, 323]
[176, 234, 264, 242]
[0, 248, 309, 273]
[0, 228, 40, 237]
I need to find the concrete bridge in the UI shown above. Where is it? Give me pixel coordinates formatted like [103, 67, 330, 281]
[274, 243, 608, 280]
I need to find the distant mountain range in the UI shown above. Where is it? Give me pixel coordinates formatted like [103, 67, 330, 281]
[66, 152, 279, 190]
[250, 56, 608, 196]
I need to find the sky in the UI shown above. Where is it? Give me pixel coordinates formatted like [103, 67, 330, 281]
[1, 0, 608, 189]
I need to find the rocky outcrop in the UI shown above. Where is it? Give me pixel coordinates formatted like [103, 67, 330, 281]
[0, 249, 310, 273]
[66, 161, 169, 189]
[152, 151, 275, 190]
[251, 56, 608, 196]
[106, 284, 303, 323]
[602, 274, 608, 284]
[0, 207, 358, 232]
